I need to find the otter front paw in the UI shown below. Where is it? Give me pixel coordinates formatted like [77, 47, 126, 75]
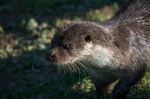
[112, 82, 130, 99]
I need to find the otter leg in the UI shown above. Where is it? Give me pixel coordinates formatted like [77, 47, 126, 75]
[92, 75, 117, 98]
[112, 70, 145, 99]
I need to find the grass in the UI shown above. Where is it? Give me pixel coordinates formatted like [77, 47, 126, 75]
[0, 0, 150, 99]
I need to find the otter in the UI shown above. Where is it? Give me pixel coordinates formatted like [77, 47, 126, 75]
[45, 0, 150, 98]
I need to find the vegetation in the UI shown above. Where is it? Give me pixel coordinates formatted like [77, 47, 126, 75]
[0, 0, 150, 99]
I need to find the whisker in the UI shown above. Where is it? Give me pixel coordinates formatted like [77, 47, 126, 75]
[82, 60, 89, 69]
[72, 63, 76, 73]
[58, 64, 62, 73]
[66, 64, 70, 72]
[76, 63, 81, 73]
[74, 62, 81, 81]
[78, 61, 86, 76]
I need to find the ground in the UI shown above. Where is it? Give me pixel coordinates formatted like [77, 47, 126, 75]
[0, 0, 150, 99]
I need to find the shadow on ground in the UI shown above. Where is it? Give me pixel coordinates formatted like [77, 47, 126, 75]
[0, 49, 93, 99]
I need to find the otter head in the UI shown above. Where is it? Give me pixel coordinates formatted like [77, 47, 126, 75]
[45, 22, 114, 68]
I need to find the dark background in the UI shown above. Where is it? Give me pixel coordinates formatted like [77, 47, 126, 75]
[0, 0, 150, 99]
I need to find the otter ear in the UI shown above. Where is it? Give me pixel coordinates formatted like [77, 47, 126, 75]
[84, 35, 92, 42]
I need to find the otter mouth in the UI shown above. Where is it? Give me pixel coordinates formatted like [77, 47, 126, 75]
[51, 56, 86, 66]
[45, 53, 91, 73]
[50, 60, 88, 73]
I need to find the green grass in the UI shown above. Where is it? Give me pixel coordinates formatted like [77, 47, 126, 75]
[0, 0, 150, 99]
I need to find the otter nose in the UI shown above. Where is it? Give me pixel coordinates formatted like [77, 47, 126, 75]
[45, 51, 56, 62]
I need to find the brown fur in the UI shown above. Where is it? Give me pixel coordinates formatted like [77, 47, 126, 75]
[45, 0, 150, 98]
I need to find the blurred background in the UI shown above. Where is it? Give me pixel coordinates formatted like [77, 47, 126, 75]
[0, 0, 150, 99]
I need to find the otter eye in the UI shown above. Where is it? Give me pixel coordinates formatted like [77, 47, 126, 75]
[84, 35, 91, 42]
[63, 43, 71, 50]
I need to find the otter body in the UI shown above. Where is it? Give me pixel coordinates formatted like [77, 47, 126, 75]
[45, 0, 150, 98]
